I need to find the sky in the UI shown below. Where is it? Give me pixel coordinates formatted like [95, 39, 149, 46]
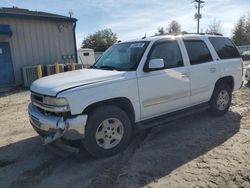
[1, 0, 250, 48]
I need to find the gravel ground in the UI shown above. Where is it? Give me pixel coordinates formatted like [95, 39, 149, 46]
[0, 64, 250, 188]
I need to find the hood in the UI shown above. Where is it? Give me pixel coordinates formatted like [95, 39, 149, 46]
[31, 69, 125, 96]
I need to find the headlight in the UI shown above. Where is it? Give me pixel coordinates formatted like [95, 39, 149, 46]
[43, 96, 69, 106]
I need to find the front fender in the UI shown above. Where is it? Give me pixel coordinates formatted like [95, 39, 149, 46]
[58, 74, 141, 121]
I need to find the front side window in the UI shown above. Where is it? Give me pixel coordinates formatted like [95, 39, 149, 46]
[148, 40, 184, 69]
[209, 37, 240, 59]
[184, 40, 213, 65]
[94, 41, 149, 71]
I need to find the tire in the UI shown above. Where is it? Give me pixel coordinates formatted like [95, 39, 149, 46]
[83, 105, 132, 158]
[209, 82, 232, 116]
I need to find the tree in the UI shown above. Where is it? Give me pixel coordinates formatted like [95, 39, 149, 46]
[206, 19, 222, 34]
[167, 20, 181, 35]
[232, 16, 248, 46]
[155, 20, 182, 36]
[245, 14, 250, 43]
[81, 29, 117, 52]
[155, 27, 166, 35]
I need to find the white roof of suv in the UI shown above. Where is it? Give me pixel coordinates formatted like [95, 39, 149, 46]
[124, 34, 225, 43]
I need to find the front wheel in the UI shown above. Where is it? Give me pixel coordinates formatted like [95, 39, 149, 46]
[83, 105, 132, 158]
[209, 83, 232, 116]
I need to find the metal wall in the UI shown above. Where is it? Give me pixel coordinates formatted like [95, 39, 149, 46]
[0, 18, 75, 85]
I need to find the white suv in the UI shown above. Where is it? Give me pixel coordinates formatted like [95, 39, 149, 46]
[28, 34, 243, 157]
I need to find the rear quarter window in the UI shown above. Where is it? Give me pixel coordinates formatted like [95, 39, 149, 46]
[209, 37, 240, 59]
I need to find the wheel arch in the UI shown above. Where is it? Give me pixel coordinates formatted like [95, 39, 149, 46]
[210, 76, 234, 103]
[83, 97, 136, 124]
[215, 76, 234, 91]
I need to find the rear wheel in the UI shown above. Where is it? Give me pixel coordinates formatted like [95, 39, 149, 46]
[83, 105, 132, 157]
[209, 83, 232, 116]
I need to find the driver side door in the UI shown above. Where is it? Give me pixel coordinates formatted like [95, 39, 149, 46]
[137, 39, 191, 120]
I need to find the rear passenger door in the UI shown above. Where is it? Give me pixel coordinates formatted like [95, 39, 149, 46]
[182, 39, 220, 105]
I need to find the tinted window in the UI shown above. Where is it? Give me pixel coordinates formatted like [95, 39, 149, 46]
[184, 40, 213, 65]
[209, 37, 240, 59]
[149, 41, 183, 69]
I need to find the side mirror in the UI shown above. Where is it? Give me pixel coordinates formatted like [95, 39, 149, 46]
[145, 59, 165, 72]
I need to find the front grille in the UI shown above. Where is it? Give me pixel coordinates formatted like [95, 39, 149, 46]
[31, 92, 44, 104]
[31, 92, 47, 114]
[31, 92, 65, 117]
[34, 95, 43, 102]
[30, 92, 70, 117]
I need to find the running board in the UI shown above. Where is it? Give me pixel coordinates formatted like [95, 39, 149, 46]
[136, 103, 210, 130]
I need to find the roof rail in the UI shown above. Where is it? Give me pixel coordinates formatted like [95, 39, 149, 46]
[184, 32, 223, 36]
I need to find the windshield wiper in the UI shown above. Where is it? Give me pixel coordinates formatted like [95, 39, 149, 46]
[99, 65, 119, 71]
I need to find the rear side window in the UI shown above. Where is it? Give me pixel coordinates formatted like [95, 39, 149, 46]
[184, 40, 213, 65]
[149, 40, 184, 69]
[209, 37, 240, 59]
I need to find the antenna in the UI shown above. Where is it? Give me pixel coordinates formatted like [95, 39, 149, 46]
[142, 32, 147, 39]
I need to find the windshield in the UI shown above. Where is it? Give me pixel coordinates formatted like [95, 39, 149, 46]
[94, 41, 149, 71]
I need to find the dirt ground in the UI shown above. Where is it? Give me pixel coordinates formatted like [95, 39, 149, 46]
[0, 63, 250, 188]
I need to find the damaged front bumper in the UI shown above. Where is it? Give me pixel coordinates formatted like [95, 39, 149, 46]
[28, 103, 87, 144]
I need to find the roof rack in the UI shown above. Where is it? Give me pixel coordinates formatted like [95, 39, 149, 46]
[184, 32, 223, 36]
[150, 32, 223, 38]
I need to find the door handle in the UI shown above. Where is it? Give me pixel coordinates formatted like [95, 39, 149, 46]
[210, 67, 216, 73]
[181, 73, 190, 79]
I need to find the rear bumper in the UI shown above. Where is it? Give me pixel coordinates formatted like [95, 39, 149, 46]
[28, 103, 87, 143]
